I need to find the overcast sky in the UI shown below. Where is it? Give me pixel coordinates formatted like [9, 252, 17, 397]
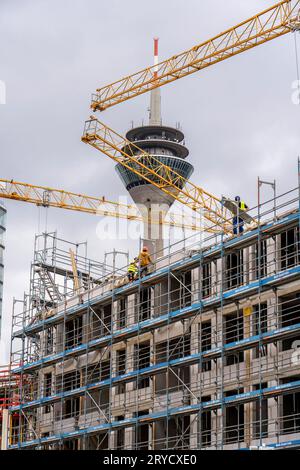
[0, 0, 299, 362]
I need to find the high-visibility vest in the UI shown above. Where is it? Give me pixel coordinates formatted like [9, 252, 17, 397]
[128, 263, 137, 273]
[240, 201, 246, 211]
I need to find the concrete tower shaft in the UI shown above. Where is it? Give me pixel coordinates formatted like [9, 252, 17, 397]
[115, 39, 194, 256]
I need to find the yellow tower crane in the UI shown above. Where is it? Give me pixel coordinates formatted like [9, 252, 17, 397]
[91, 0, 300, 111]
[3, 3, 299, 237]
[0, 178, 204, 232]
[82, 0, 300, 234]
[81, 118, 234, 233]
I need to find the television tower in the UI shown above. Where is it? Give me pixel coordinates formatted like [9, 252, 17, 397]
[116, 39, 194, 257]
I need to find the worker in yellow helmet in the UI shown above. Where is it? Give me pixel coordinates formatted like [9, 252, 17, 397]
[127, 258, 138, 282]
[138, 246, 153, 277]
[233, 196, 249, 235]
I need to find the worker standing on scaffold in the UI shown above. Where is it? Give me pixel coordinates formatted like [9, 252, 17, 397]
[233, 196, 249, 235]
[138, 246, 153, 277]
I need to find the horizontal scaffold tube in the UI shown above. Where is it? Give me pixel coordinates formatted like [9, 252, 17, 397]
[9, 379, 300, 449]
[11, 320, 300, 407]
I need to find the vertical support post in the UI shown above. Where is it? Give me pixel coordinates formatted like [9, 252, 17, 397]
[258, 177, 261, 219]
[108, 249, 116, 451]
[297, 159, 300, 356]
[274, 179, 277, 220]
[1, 409, 9, 450]
[220, 196, 225, 449]
[258, 177, 277, 222]
[298, 157, 300, 223]
[243, 305, 252, 448]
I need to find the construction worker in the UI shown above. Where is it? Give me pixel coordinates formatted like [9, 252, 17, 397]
[138, 246, 153, 277]
[127, 258, 138, 282]
[233, 196, 249, 235]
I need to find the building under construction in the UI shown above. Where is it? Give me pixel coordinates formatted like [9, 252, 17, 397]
[5, 84, 300, 448]
[5, 180, 300, 450]
[1, 0, 300, 451]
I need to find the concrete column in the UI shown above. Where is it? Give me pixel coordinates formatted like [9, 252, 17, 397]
[138, 202, 170, 259]
[267, 237, 276, 276]
[267, 393, 279, 441]
[189, 404, 198, 449]
[124, 418, 134, 449]
[249, 245, 255, 282]
[1, 409, 9, 450]
[191, 268, 200, 303]
[214, 259, 221, 296]
[211, 312, 218, 385]
[244, 247, 250, 285]
[127, 294, 136, 327]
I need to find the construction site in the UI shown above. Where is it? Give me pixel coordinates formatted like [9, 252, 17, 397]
[1, 0, 300, 452]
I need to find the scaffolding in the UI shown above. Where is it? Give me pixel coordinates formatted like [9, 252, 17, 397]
[0, 364, 20, 449]
[5, 178, 300, 450]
